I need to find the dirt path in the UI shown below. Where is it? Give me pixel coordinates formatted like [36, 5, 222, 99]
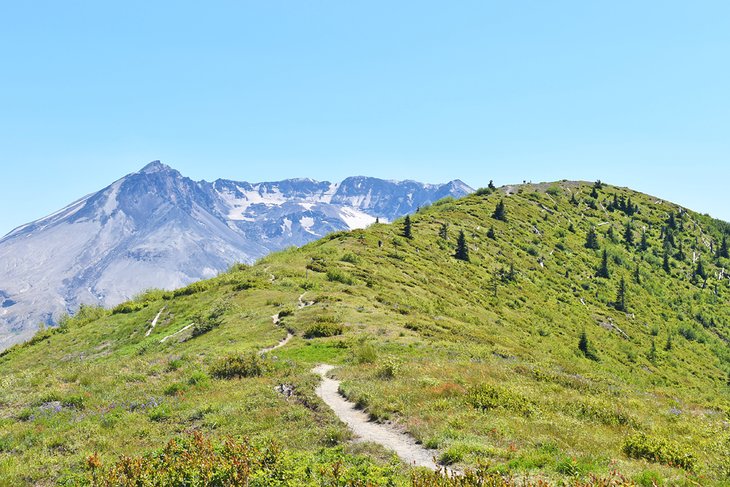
[313, 364, 449, 472]
[145, 307, 166, 337]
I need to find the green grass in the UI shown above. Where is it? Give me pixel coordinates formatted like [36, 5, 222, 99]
[1, 180, 730, 485]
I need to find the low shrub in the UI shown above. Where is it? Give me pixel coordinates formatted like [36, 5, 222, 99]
[210, 353, 268, 379]
[622, 433, 695, 470]
[304, 322, 343, 339]
[326, 269, 355, 285]
[111, 302, 146, 314]
[467, 384, 535, 417]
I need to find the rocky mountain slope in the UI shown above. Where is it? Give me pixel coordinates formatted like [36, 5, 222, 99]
[1, 181, 729, 485]
[0, 161, 471, 349]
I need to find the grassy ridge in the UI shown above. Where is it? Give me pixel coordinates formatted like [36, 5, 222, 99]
[1, 181, 730, 485]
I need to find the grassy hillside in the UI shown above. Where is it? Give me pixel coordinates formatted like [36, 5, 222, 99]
[2, 181, 730, 486]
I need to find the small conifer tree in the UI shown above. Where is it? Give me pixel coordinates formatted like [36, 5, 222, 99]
[718, 235, 729, 259]
[439, 223, 448, 240]
[615, 276, 627, 312]
[585, 227, 600, 249]
[639, 231, 649, 251]
[492, 200, 507, 221]
[454, 230, 469, 262]
[487, 226, 496, 240]
[403, 215, 412, 239]
[663, 250, 671, 273]
[488, 180, 496, 190]
[596, 249, 610, 278]
[624, 221, 634, 247]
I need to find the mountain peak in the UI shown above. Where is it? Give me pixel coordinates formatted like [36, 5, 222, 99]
[138, 160, 173, 174]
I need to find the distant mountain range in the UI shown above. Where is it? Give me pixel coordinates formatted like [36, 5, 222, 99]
[0, 161, 473, 348]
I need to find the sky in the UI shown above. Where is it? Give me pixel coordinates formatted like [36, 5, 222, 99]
[1, 1, 729, 235]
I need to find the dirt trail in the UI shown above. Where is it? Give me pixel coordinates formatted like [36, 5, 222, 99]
[313, 364, 450, 472]
[145, 307, 166, 337]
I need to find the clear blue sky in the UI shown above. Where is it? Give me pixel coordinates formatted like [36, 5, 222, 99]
[2, 1, 729, 236]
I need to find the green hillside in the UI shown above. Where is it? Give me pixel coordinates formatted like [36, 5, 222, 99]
[2, 181, 730, 486]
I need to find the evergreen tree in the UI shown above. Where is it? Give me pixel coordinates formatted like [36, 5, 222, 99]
[639, 230, 649, 251]
[402, 215, 413, 239]
[675, 240, 686, 261]
[607, 226, 616, 243]
[634, 263, 641, 284]
[438, 223, 448, 240]
[664, 334, 673, 351]
[570, 192, 578, 205]
[694, 259, 707, 282]
[623, 221, 634, 247]
[585, 226, 600, 249]
[454, 230, 469, 262]
[492, 200, 507, 221]
[375, 217, 379, 224]
[667, 212, 677, 230]
[487, 226, 496, 240]
[488, 180, 496, 190]
[590, 186, 599, 199]
[615, 276, 627, 312]
[663, 249, 671, 273]
[718, 235, 729, 259]
[648, 339, 657, 363]
[578, 330, 599, 361]
[596, 249, 610, 278]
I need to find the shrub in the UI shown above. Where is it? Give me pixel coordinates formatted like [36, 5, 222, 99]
[306, 258, 328, 273]
[352, 342, 377, 364]
[467, 384, 535, 417]
[622, 433, 695, 470]
[376, 359, 399, 380]
[210, 353, 268, 379]
[304, 322, 343, 339]
[112, 302, 146, 315]
[340, 253, 360, 264]
[172, 281, 210, 297]
[164, 383, 186, 396]
[326, 269, 355, 285]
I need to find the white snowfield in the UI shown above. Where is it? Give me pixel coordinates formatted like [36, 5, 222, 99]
[0, 161, 472, 349]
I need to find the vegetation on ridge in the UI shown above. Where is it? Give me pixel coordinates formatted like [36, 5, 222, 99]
[1, 180, 730, 485]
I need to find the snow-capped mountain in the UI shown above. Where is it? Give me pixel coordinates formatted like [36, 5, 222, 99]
[0, 161, 473, 349]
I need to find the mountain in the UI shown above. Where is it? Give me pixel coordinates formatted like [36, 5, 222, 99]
[0, 161, 472, 349]
[2, 181, 730, 485]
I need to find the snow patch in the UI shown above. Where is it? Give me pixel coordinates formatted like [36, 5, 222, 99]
[338, 207, 376, 229]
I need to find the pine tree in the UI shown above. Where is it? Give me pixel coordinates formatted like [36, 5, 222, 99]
[639, 231, 649, 251]
[623, 221, 634, 247]
[488, 180, 496, 190]
[663, 249, 671, 273]
[718, 235, 729, 259]
[667, 212, 677, 230]
[454, 230, 469, 262]
[596, 249, 610, 278]
[375, 217, 379, 224]
[634, 263, 641, 284]
[694, 259, 707, 282]
[492, 200, 507, 221]
[648, 339, 657, 363]
[615, 276, 627, 312]
[487, 226, 496, 240]
[590, 186, 599, 199]
[675, 240, 686, 261]
[438, 223, 448, 240]
[578, 330, 599, 361]
[607, 226, 616, 243]
[664, 334, 673, 351]
[585, 227, 600, 249]
[570, 192, 578, 205]
[403, 215, 412, 239]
